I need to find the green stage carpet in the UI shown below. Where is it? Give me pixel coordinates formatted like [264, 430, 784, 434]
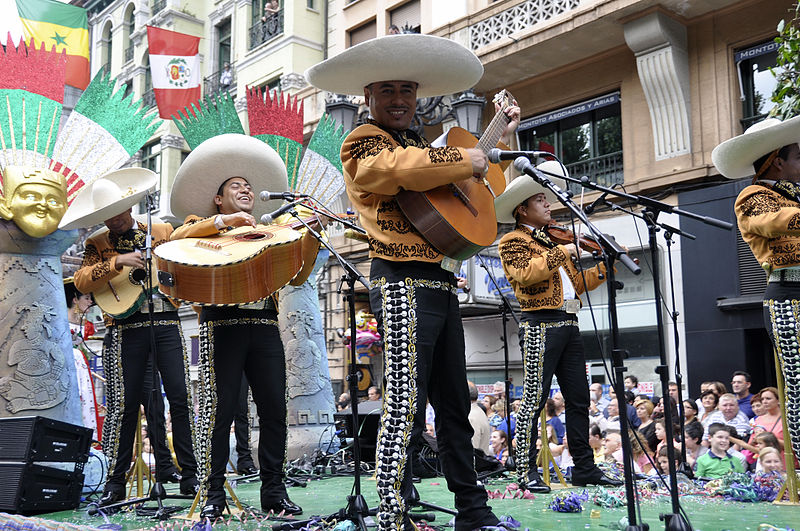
[14, 475, 800, 530]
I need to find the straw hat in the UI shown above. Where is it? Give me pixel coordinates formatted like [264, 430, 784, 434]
[712, 116, 800, 179]
[170, 134, 288, 220]
[494, 160, 567, 224]
[304, 34, 483, 98]
[59, 168, 158, 230]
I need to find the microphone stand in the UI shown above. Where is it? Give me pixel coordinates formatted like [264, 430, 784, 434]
[539, 167, 731, 531]
[514, 157, 646, 531]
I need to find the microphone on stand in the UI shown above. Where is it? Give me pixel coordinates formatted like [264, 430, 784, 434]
[488, 148, 552, 164]
[513, 156, 554, 186]
[260, 199, 305, 224]
[584, 191, 610, 215]
[259, 190, 309, 201]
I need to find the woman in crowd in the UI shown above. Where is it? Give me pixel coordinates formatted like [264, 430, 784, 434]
[699, 390, 720, 427]
[489, 429, 509, 466]
[682, 399, 700, 426]
[635, 398, 657, 454]
[752, 387, 783, 442]
[544, 398, 565, 444]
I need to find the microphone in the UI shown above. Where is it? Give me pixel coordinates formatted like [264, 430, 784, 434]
[259, 190, 309, 201]
[584, 191, 610, 215]
[488, 148, 552, 164]
[260, 199, 304, 224]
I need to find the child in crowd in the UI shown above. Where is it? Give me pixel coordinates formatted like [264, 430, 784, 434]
[695, 424, 745, 479]
[758, 447, 784, 475]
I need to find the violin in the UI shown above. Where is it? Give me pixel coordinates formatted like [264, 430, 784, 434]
[546, 222, 603, 254]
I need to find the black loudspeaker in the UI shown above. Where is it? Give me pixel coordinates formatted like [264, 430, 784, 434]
[0, 416, 92, 463]
[0, 463, 84, 514]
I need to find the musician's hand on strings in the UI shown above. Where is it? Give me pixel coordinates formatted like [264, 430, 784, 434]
[562, 243, 579, 261]
[221, 212, 256, 228]
[498, 100, 520, 146]
[456, 276, 470, 294]
[115, 251, 145, 269]
[468, 148, 489, 176]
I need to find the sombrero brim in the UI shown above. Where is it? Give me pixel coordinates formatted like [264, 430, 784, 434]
[712, 115, 800, 179]
[305, 34, 483, 98]
[59, 168, 158, 230]
[494, 160, 566, 224]
[170, 134, 288, 220]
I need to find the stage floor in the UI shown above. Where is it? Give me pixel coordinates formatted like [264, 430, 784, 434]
[17, 474, 800, 530]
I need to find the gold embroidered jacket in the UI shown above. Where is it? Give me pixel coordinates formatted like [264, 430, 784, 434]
[735, 184, 800, 271]
[341, 122, 475, 263]
[498, 226, 606, 312]
[170, 215, 320, 287]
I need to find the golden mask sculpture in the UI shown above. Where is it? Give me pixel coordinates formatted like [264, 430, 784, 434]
[0, 166, 68, 238]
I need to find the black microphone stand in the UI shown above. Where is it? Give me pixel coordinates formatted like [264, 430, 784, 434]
[514, 157, 646, 531]
[542, 167, 731, 531]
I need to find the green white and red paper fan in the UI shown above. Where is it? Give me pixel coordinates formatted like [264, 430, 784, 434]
[247, 87, 304, 184]
[294, 113, 348, 208]
[173, 91, 244, 150]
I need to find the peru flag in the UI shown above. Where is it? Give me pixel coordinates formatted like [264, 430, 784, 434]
[146, 26, 201, 119]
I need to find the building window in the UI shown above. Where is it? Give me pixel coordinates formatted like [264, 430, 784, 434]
[249, 0, 283, 50]
[349, 20, 376, 47]
[307, 0, 315, 9]
[389, 1, 420, 34]
[736, 41, 780, 131]
[122, 79, 133, 101]
[518, 92, 622, 190]
[141, 141, 161, 174]
[124, 6, 135, 63]
[100, 21, 112, 73]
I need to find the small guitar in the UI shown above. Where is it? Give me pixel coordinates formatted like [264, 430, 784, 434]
[395, 90, 516, 260]
[154, 223, 304, 306]
[93, 265, 159, 319]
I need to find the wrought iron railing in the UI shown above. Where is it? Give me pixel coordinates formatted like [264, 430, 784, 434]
[152, 0, 166, 16]
[204, 63, 236, 96]
[564, 151, 624, 192]
[249, 9, 283, 50]
[124, 44, 134, 63]
[143, 89, 156, 109]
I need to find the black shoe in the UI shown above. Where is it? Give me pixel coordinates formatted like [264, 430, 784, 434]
[158, 471, 182, 483]
[571, 471, 623, 487]
[200, 503, 224, 520]
[263, 497, 303, 515]
[237, 464, 258, 475]
[523, 476, 552, 493]
[98, 489, 125, 507]
[180, 477, 200, 495]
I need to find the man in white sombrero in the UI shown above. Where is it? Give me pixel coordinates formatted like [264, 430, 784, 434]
[305, 33, 520, 530]
[169, 133, 315, 520]
[62, 168, 201, 506]
[713, 115, 800, 466]
[494, 161, 620, 492]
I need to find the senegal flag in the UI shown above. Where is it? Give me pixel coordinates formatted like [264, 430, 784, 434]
[11, 0, 90, 89]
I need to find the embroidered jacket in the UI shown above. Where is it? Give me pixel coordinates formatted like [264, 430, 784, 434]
[498, 225, 606, 312]
[74, 222, 178, 321]
[735, 183, 800, 271]
[171, 214, 320, 287]
[341, 122, 476, 263]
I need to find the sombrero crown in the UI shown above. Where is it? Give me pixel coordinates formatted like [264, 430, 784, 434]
[305, 34, 484, 98]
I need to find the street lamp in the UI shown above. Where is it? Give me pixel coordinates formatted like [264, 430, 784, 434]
[451, 90, 486, 137]
[325, 93, 359, 131]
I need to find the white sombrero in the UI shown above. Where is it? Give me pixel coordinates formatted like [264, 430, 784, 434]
[304, 34, 483, 98]
[59, 168, 158, 230]
[712, 115, 800, 179]
[170, 134, 288, 220]
[494, 160, 568, 224]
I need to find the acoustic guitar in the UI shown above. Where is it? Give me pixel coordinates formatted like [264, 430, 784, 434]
[93, 265, 159, 319]
[154, 223, 304, 306]
[395, 90, 515, 260]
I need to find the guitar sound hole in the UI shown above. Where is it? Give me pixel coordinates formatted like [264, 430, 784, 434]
[235, 232, 272, 241]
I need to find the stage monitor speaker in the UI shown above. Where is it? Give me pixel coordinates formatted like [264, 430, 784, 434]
[0, 463, 84, 515]
[0, 416, 92, 464]
[334, 405, 381, 463]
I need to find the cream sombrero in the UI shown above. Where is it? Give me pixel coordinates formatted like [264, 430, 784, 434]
[712, 115, 800, 180]
[494, 160, 568, 224]
[304, 34, 483, 98]
[59, 168, 158, 230]
[170, 134, 288, 220]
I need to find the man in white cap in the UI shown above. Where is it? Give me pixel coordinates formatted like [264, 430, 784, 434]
[712, 115, 800, 467]
[169, 134, 315, 520]
[494, 162, 621, 491]
[306, 33, 519, 530]
[62, 168, 200, 506]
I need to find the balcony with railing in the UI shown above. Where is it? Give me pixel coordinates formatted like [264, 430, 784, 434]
[152, 0, 166, 16]
[249, 9, 283, 50]
[124, 44, 134, 63]
[564, 151, 623, 193]
[204, 63, 236, 96]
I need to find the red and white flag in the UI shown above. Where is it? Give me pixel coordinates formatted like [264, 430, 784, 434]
[146, 26, 201, 119]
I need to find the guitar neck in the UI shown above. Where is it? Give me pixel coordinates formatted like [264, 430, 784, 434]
[475, 108, 510, 154]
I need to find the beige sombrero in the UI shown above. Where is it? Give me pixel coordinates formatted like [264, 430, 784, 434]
[712, 115, 800, 179]
[304, 34, 483, 98]
[494, 160, 568, 224]
[170, 134, 288, 221]
[59, 168, 158, 230]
